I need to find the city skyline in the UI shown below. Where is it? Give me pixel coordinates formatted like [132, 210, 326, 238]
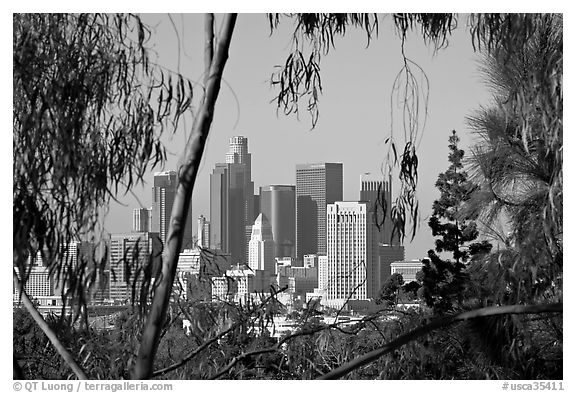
[102, 14, 492, 261]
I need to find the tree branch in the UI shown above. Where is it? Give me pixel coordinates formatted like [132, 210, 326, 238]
[152, 322, 240, 378]
[317, 303, 563, 379]
[132, 13, 238, 380]
[204, 13, 214, 87]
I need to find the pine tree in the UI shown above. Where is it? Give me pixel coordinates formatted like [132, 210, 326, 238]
[420, 130, 491, 313]
[428, 130, 491, 263]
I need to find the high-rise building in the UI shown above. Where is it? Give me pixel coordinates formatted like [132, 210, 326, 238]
[210, 163, 246, 262]
[260, 185, 296, 258]
[379, 244, 405, 285]
[360, 177, 399, 245]
[325, 201, 379, 309]
[151, 171, 193, 249]
[210, 136, 254, 263]
[296, 163, 343, 259]
[225, 136, 255, 225]
[133, 208, 151, 232]
[108, 232, 162, 302]
[248, 213, 275, 277]
[197, 215, 210, 248]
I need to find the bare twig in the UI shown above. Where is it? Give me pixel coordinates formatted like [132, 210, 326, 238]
[152, 322, 240, 377]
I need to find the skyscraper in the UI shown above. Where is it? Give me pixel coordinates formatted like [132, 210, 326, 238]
[225, 136, 255, 226]
[151, 171, 193, 249]
[325, 201, 379, 309]
[260, 185, 296, 258]
[210, 136, 254, 263]
[132, 208, 151, 232]
[108, 232, 162, 302]
[296, 163, 343, 259]
[248, 213, 275, 276]
[360, 176, 399, 245]
[379, 244, 405, 285]
[197, 215, 210, 248]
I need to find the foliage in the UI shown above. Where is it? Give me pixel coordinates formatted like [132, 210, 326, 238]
[377, 273, 404, 306]
[464, 13, 562, 306]
[429, 131, 491, 262]
[417, 130, 490, 314]
[13, 13, 193, 311]
[417, 251, 467, 314]
[402, 281, 421, 301]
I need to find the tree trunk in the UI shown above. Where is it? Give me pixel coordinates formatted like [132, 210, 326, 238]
[131, 13, 238, 380]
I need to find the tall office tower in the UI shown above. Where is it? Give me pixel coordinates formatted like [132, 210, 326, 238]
[151, 171, 193, 249]
[210, 137, 254, 263]
[325, 202, 379, 308]
[248, 214, 275, 277]
[253, 194, 260, 220]
[108, 232, 161, 302]
[197, 215, 210, 248]
[379, 244, 405, 286]
[360, 176, 399, 245]
[133, 208, 150, 232]
[210, 163, 247, 263]
[225, 136, 255, 224]
[260, 185, 296, 258]
[296, 163, 343, 259]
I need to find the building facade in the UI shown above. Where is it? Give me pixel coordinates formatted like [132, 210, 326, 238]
[260, 185, 296, 259]
[296, 163, 343, 259]
[317, 255, 328, 292]
[151, 171, 193, 249]
[197, 215, 210, 248]
[325, 201, 378, 309]
[132, 208, 151, 232]
[390, 260, 423, 283]
[248, 214, 275, 277]
[211, 265, 267, 303]
[225, 136, 255, 252]
[210, 136, 255, 264]
[379, 244, 405, 286]
[360, 177, 398, 246]
[108, 232, 161, 303]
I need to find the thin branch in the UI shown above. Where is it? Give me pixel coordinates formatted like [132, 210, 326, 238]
[318, 303, 563, 379]
[152, 322, 240, 377]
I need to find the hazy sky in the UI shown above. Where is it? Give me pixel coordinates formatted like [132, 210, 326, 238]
[105, 13, 492, 260]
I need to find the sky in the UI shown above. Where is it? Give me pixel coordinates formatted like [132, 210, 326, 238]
[103, 13, 493, 260]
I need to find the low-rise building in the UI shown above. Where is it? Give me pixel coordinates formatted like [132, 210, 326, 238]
[390, 260, 424, 283]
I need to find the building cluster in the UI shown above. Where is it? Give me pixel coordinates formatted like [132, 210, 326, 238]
[16, 136, 423, 313]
